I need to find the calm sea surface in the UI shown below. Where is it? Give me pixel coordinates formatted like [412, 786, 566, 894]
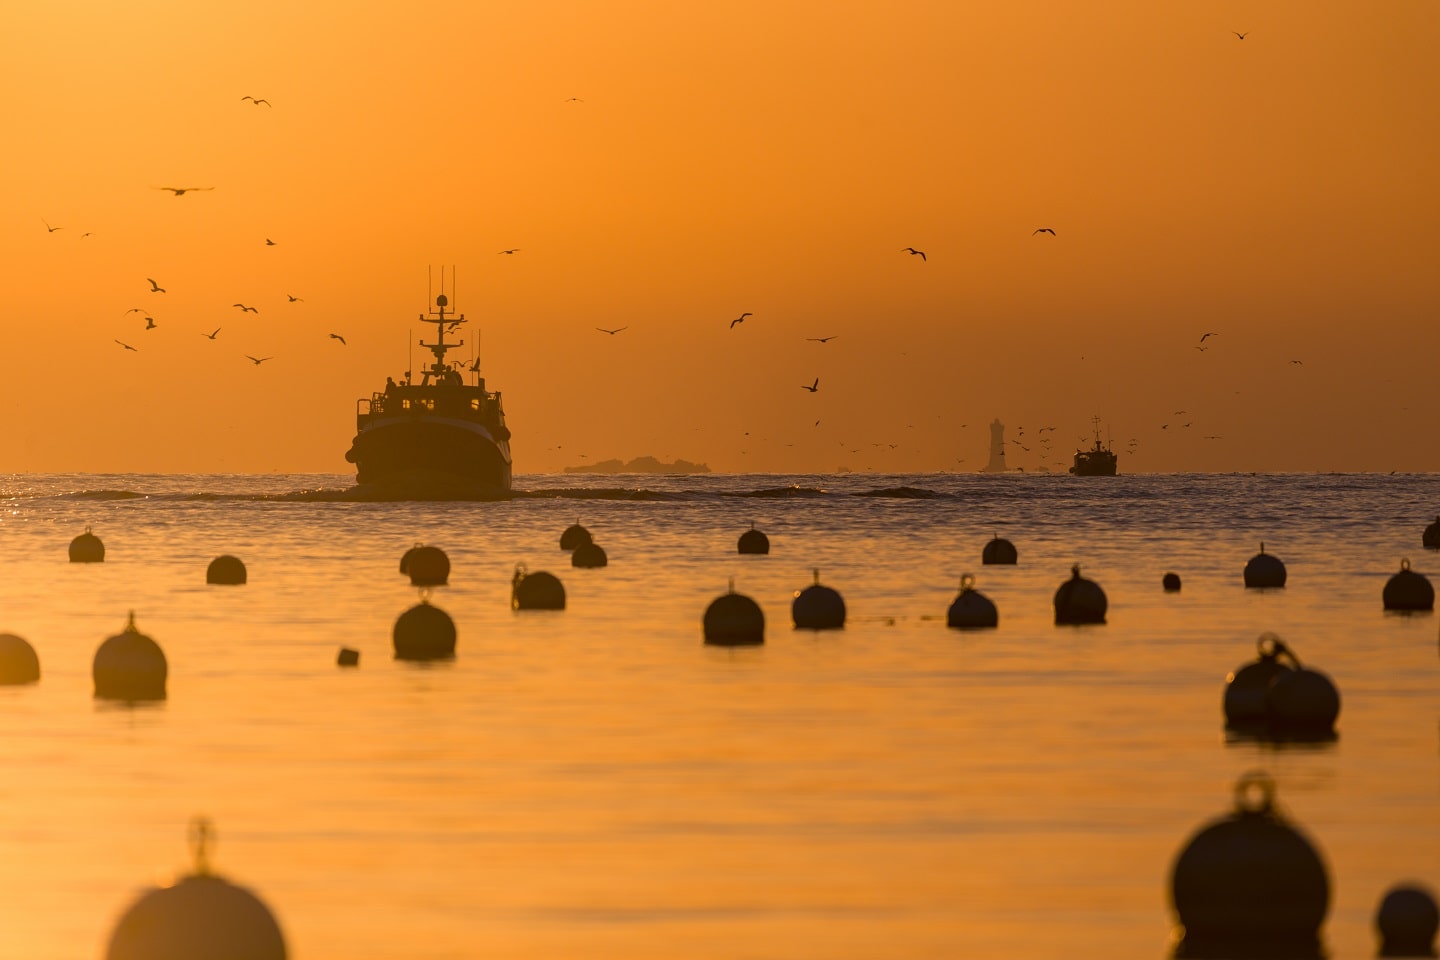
[1, 472, 1437, 959]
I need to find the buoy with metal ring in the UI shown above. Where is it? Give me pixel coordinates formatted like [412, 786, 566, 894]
[1169, 771, 1329, 960]
[93, 612, 167, 702]
[0, 633, 40, 685]
[206, 555, 247, 585]
[947, 574, 998, 629]
[1054, 565, 1107, 624]
[704, 580, 764, 645]
[572, 542, 608, 568]
[512, 563, 566, 610]
[792, 569, 845, 629]
[1383, 559, 1434, 612]
[1244, 542, 1288, 588]
[560, 522, 592, 551]
[1376, 883, 1439, 958]
[1163, 572, 1182, 592]
[981, 534, 1017, 565]
[738, 524, 770, 555]
[393, 596, 456, 660]
[69, 526, 105, 563]
[1224, 633, 1298, 729]
[104, 817, 287, 960]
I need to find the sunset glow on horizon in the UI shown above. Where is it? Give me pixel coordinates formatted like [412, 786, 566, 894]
[7, 0, 1437, 475]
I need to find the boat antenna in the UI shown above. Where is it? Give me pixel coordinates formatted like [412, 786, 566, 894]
[408, 327, 413, 384]
[427, 265, 433, 310]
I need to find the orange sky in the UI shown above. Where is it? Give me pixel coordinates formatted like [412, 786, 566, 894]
[5, 0, 1438, 474]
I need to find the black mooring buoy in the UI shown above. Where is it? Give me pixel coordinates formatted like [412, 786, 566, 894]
[560, 522, 592, 551]
[69, 526, 105, 563]
[1244, 542, 1288, 588]
[1383, 559, 1434, 612]
[1163, 572, 1182, 592]
[1224, 633, 1298, 730]
[704, 581, 764, 645]
[393, 599, 456, 660]
[981, 534, 1017, 565]
[1376, 883, 1439, 957]
[0, 633, 40, 685]
[93, 612, 167, 701]
[738, 523, 770, 555]
[401, 544, 450, 586]
[512, 563, 566, 610]
[792, 569, 845, 630]
[1422, 516, 1440, 550]
[206, 555, 247, 585]
[947, 574, 998, 628]
[1054, 565, 1107, 624]
[336, 647, 360, 667]
[1169, 771, 1329, 960]
[1267, 659, 1341, 740]
[572, 542, 608, 568]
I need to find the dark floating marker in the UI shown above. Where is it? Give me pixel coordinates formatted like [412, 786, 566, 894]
[1267, 659, 1341, 740]
[393, 598, 456, 660]
[206, 555, 247, 585]
[981, 534, 1017, 565]
[947, 574, 998, 629]
[1422, 516, 1440, 550]
[1169, 771, 1329, 960]
[1053, 564, 1106, 624]
[792, 569, 846, 629]
[105, 817, 288, 960]
[1163, 571, 1182, 592]
[512, 563, 565, 610]
[402, 544, 449, 586]
[1376, 884, 1439, 958]
[69, 526, 105, 563]
[336, 647, 360, 667]
[1383, 559, 1434, 612]
[1224, 633, 1297, 730]
[704, 580, 764, 645]
[571, 542, 608, 568]
[0, 633, 40, 685]
[93, 612, 166, 702]
[737, 523, 770, 555]
[559, 522, 592, 551]
[1244, 542, 1287, 588]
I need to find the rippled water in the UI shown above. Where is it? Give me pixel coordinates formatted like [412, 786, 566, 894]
[1, 472, 1437, 959]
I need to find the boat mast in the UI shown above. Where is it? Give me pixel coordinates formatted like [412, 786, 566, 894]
[417, 267, 465, 385]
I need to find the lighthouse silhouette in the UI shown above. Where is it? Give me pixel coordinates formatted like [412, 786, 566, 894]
[982, 419, 1008, 473]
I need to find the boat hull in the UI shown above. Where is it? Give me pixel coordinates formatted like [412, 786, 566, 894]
[346, 416, 512, 496]
[1070, 452, 1118, 476]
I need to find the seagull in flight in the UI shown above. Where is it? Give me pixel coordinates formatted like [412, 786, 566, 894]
[233, 303, 259, 313]
[201, 328, 220, 340]
[145, 317, 157, 330]
[155, 186, 214, 196]
[241, 96, 272, 106]
[1032, 228, 1057, 236]
[730, 312, 753, 329]
[1233, 31, 1248, 39]
[287, 294, 304, 302]
[901, 247, 926, 261]
[245, 355, 273, 365]
[801, 378, 819, 393]
[1199, 332, 1218, 343]
[498, 248, 520, 255]
[265, 238, 276, 246]
[124, 308, 150, 317]
[43, 219, 62, 233]
[329, 333, 347, 345]
[595, 326, 628, 335]
[1290, 359, 1304, 365]
[115, 340, 137, 352]
[563, 97, 584, 102]
[806, 336, 838, 343]
[146, 278, 166, 292]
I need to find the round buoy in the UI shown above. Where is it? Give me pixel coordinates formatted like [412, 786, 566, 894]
[1422, 516, 1440, 550]
[512, 563, 566, 610]
[1383, 559, 1434, 612]
[1163, 572, 1182, 592]
[1054, 565, 1106, 624]
[93, 612, 166, 701]
[792, 569, 846, 629]
[1169, 771, 1329, 960]
[393, 599, 456, 660]
[1224, 633, 1298, 729]
[1267, 664, 1341, 739]
[738, 524, 770, 555]
[336, 647, 360, 667]
[401, 544, 449, 586]
[398, 542, 422, 574]
[572, 542, 608, 568]
[981, 535, 1017, 565]
[105, 818, 287, 960]
[0, 633, 40, 685]
[206, 555, 247, 585]
[1244, 542, 1288, 588]
[704, 583, 764, 645]
[947, 574, 998, 629]
[559, 522, 592, 551]
[69, 526, 105, 563]
[1376, 884, 1439, 958]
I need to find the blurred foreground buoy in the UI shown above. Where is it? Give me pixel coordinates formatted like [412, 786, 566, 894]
[1244, 542, 1287, 588]
[93, 612, 166, 702]
[1376, 884, 1439, 957]
[393, 599, 456, 660]
[104, 817, 287, 960]
[705, 581, 764, 645]
[1224, 633, 1297, 729]
[1383, 560, 1434, 612]
[206, 555, 247, 585]
[70, 526, 105, 563]
[981, 535, 1017, 565]
[401, 544, 449, 586]
[1054, 565, 1106, 624]
[792, 569, 845, 629]
[571, 542, 608, 568]
[1169, 771, 1329, 960]
[559, 522, 592, 551]
[1422, 516, 1440, 550]
[738, 524, 770, 555]
[512, 563, 565, 610]
[947, 574, 998, 629]
[336, 647, 360, 667]
[0, 633, 40, 685]
[1163, 572, 1182, 592]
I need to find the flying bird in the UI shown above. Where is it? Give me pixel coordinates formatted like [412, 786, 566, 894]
[233, 303, 259, 313]
[201, 328, 220, 340]
[329, 333, 347, 345]
[123, 308, 150, 317]
[265, 238, 276, 246]
[287, 294, 304, 302]
[595, 326, 628, 335]
[146, 278, 166, 292]
[145, 317, 157, 330]
[563, 97, 584, 102]
[1195, 345, 1209, 352]
[730, 312, 753, 329]
[43, 219, 62, 233]
[1032, 228, 1057, 236]
[1233, 31, 1248, 39]
[1290, 359, 1304, 365]
[1199, 332, 1218, 343]
[241, 96, 272, 106]
[155, 186, 214, 196]
[901, 247, 926, 261]
[801, 378, 819, 393]
[115, 340, 137, 352]
[245, 355, 273, 365]
[806, 336, 838, 343]
[498, 248, 520, 255]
